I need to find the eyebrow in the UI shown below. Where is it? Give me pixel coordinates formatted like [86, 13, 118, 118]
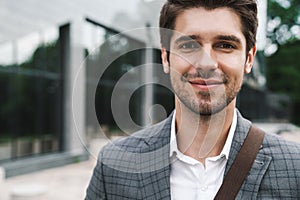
[174, 35, 201, 45]
[215, 35, 242, 44]
[174, 34, 242, 45]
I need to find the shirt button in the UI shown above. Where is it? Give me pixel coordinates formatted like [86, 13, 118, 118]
[201, 185, 208, 191]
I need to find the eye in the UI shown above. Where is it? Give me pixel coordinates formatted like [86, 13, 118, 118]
[178, 41, 201, 51]
[216, 43, 236, 50]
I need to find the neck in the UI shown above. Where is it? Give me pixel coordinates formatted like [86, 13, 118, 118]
[175, 99, 235, 163]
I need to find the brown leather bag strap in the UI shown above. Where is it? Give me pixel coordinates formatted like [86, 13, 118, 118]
[214, 125, 265, 200]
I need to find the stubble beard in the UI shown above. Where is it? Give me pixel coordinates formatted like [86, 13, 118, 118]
[171, 72, 241, 116]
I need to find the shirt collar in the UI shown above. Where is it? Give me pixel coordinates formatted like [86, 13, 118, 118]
[170, 109, 237, 160]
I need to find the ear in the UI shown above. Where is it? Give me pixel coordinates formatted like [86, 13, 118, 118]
[244, 45, 257, 74]
[161, 47, 170, 74]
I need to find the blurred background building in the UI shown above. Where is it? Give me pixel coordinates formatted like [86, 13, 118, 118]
[0, 0, 169, 178]
[0, 0, 296, 178]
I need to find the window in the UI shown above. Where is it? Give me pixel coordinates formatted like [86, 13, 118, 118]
[84, 19, 174, 139]
[0, 27, 63, 161]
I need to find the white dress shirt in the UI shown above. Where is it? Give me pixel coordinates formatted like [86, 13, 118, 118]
[170, 109, 237, 200]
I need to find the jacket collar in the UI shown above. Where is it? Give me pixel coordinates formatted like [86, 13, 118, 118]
[140, 111, 173, 150]
[138, 113, 173, 200]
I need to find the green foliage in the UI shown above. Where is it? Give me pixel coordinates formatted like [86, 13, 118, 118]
[267, 0, 300, 44]
[268, 0, 299, 22]
[266, 40, 300, 124]
[266, 0, 300, 125]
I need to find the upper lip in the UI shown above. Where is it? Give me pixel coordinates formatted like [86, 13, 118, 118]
[188, 79, 223, 85]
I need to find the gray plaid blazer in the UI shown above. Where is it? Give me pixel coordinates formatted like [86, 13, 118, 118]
[85, 111, 300, 199]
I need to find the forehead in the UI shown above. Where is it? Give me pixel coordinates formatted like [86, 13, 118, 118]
[172, 7, 245, 42]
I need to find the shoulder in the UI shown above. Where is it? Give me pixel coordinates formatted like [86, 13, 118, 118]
[101, 114, 173, 154]
[261, 132, 300, 171]
[236, 109, 300, 157]
[262, 132, 300, 155]
[96, 115, 173, 173]
[256, 132, 300, 197]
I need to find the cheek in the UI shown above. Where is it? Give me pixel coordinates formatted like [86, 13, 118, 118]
[169, 54, 193, 74]
[217, 55, 246, 77]
[221, 66, 244, 83]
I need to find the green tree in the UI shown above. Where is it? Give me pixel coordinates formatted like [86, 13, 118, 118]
[267, 0, 300, 47]
[266, 0, 300, 125]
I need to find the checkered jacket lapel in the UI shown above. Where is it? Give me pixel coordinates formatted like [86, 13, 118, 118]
[137, 114, 172, 200]
[98, 114, 173, 199]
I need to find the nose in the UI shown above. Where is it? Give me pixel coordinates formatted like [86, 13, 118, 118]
[193, 46, 217, 71]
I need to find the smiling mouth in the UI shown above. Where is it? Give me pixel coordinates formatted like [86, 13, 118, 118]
[188, 79, 223, 91]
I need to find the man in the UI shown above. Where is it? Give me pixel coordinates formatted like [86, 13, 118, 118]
[86, 0, 300, 199]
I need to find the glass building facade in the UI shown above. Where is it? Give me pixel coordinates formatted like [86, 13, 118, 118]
[84, 18, 174, 138]
[0, 28, 62, 161]
[0, 0, 169, 177]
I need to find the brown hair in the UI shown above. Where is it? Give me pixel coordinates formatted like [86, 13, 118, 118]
[159, 0, 258, 53]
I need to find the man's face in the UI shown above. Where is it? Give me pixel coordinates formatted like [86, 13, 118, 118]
[161, 7, 256, 115]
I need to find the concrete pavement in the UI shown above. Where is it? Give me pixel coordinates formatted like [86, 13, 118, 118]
[1, 138, 109, 200]
[2, 159, 95, 200]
